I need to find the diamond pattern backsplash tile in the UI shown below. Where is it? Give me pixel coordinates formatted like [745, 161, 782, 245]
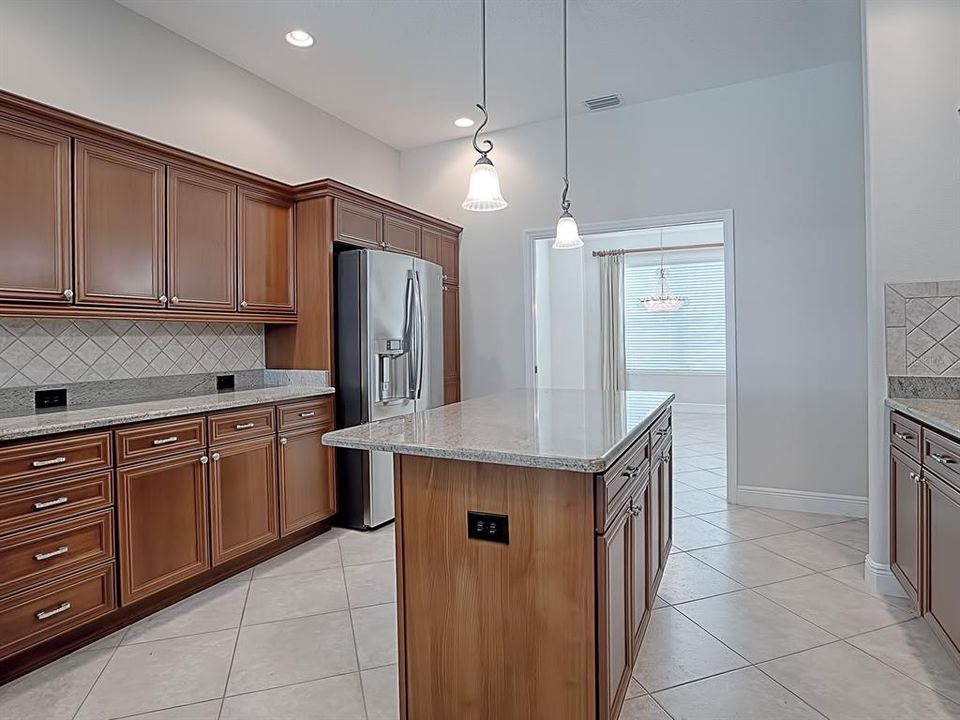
[0, 319, 264, 389]
[886, 281, 960, 377]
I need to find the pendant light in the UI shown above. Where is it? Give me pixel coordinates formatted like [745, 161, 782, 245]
[553, 0, 583, 249]
[462, 0, 507, 212]
[641, 229, 687, 312]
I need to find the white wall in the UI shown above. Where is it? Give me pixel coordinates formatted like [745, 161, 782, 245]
[0, 0, 400, 195]
[400, 62, 868, 502]
[862, 0, 960, 590]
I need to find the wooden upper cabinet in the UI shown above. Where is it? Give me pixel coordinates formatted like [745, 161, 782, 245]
[75, 141, 165, 308]
[442, 283, 461, 405]
[421, 227, 442, 266]
[238, 187, 295, 315]
[383, 214, 421, 257]
[335, 199, 382, 248]
[0, 118, 72, 304]
[167, 167, 237, 311]
[440, 231, 460, 285]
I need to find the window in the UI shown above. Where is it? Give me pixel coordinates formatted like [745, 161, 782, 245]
[623, 252, 726, 374]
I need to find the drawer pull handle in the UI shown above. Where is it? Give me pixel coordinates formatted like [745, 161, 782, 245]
[152, 436, 179, 446]
[894, 431, 914, 441]
[36, 602, 71, 621]
[33, 496, 69, 510]
[656, 428, 668, 436]
[235, 422, 256, 430]
[34, 546, 69, 561]
[931, 453, 955, 465]
[299, 411, 316, 418]
[32, 456, 67, 468]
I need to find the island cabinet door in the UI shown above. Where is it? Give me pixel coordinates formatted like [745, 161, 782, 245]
[925, 473, 960, 659]
[629, 490, 648, 660]
[890, 448, 921, 607]
[278, 424, 336, 536]
[659, 442, 673, 565]
[647, 458, 662, 596]
[117, 452, 210, 605]
[209, 435, 279, 565]
[597, 503, 632, 720]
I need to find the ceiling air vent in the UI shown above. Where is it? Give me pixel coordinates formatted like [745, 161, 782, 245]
[583, 94, 621, 112]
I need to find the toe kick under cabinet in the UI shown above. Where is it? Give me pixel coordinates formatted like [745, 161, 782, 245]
[0, 394, 335, 683]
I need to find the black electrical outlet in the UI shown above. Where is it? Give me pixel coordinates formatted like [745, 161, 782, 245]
[216, 374, 235, 391]
[467, 511, 509, 544]
[35, 388, 67, 410]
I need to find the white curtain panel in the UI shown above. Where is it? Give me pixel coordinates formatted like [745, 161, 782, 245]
[599, 254, 627, 392]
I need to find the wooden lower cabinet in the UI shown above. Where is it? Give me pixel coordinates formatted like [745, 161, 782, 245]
[647, 464, 661, 597]
[279, 424, 336, 536]
[210, 435, 279, 565]
[117, 452, 210, 605]
[658, 444, 673, 565]
[925, 473, 960, 661]
[890, 447, 922, 606]
[598, 502, 632, 720]
[630, 491, 648, 660]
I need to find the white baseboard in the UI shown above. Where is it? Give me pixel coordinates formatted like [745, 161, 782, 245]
[864, 555, 908, 597]
[673, 402, 726, 415]
[735, 485, 867, 518]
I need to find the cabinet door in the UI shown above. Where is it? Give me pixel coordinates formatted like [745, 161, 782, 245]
[278, 424, 336, 535]
[238, 187, 295, 315]
[630, 491, 648, 660]
[0, 118, 72, 304]
[210, 435, 279, 565]
[925, 474, 960, 658]
[117, 452, 210, 605]
[167, 167, 237, 311]
[335, 200, 382, 248]
[648, 459, 662, 595]
[443, 284, 461, 404]
[75, 141, 165, 308]
[421, 227, 442, 266]
[383, 214, 421, 257]
[890, 448, 921, 606]
[597, 504, 632, 720]
[440, 231, 460, 285]
[660, 443, 673, 565]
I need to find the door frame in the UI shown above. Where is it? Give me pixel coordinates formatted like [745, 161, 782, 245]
[521, 209, 739, 503]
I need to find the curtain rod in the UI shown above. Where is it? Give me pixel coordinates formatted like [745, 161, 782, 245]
[591, 242, 723, 258]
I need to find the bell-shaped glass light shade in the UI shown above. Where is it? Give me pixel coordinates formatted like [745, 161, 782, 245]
[462, 156, 507, 212]
[553, 211, 583, 250]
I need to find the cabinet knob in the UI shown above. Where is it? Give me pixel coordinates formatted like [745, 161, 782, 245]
[240, 300, 248, 309]
[159, 295, 168, 304]
[200, 456, 209, 465]
[63, 289, 74, 300]
[212, 452, 221, 462]
[280, 437, 288, 446]
[171, 296, 180, 304]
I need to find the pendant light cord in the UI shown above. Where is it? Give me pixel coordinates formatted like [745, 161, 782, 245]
[471, 0, 494, 156]
[561, 0, 571, 212]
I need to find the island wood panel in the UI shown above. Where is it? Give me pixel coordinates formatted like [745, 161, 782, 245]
[166, 166, 237, 311]
[395, 455, 596, 720]
[74, 141, 165, 308]
[238, 187, 295, 315]
[0, 117, 72, 304]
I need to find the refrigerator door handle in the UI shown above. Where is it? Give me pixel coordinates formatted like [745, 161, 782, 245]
[403, 273, 417, 399]
[415, 270, 425, 400]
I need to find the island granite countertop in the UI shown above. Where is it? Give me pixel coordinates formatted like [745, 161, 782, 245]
[886, 396, 960, 439]
[322, 388, 674, 473]
[0, 385, 334, 442]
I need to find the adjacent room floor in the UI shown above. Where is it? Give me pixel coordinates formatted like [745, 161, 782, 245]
[2, 411, 959, 720]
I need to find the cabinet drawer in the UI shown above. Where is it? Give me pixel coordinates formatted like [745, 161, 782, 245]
[116, 417, 206, 466]
[596, 436, 650, 532]
[209, 406, 275, 445]
[0, 432, 112, 491]
[336, 200, 382, 248]
[0, 470, 113, 536]
[891, 413, 922, 461]
[923, 428, 960, 490]
[650, 409, 672, 452]
[0, 562, 116, 661]
[278, 397, 334, 431]
[0, 509, 114, 598]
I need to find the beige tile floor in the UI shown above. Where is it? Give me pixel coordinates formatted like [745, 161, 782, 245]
[3, 410, 960, 719]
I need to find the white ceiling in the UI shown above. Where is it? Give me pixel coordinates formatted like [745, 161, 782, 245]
[116, 0, 861, 150]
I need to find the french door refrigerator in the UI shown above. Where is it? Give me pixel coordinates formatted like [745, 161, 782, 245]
[334, 248, 444, 529]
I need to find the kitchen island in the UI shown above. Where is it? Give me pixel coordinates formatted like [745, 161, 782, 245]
[322, 389, 674, 720]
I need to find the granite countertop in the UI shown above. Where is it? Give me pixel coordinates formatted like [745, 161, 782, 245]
[0, 385, 335, 442]
[886, 397, 960, 438]
[322, 389, 674, 473]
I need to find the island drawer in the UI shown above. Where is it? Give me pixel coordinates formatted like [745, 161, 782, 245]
[278, 397, 334, 431]
[923, 427, 960, 490]
[0, 562, 116, 661]
[0, 432, 112, 491]
[116, 417, 206, 466]
[596, 436, 650, 532]
[891, 413, 922, 462]
[651, 409, 672, 451]
[0, 509, 115, 598]
[208, 406, 276, 445]
[0, 471, 113, 536]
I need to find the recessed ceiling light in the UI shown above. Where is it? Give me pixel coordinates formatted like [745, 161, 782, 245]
[454, 117, 475, 128]
[285, 29, 314, 48]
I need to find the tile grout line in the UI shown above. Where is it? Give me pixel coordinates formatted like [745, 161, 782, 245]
[341, 534, 371, 720]
[216, 575, 253, 720]
[70, 626, 130, 720]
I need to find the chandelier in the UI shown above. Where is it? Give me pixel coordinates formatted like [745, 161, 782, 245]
[641, 229, 686, 312]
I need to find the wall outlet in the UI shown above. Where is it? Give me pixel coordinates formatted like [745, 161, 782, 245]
[216, 374, 235, 391]
[467, 511, 509, 544]
[35, 388, 67, 410]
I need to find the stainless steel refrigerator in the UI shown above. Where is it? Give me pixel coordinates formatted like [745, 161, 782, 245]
[334, 249, 444, 529]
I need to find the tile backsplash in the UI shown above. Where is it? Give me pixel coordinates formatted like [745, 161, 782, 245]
[0, 318, 264, 389]
[885, 281, 960, 376]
